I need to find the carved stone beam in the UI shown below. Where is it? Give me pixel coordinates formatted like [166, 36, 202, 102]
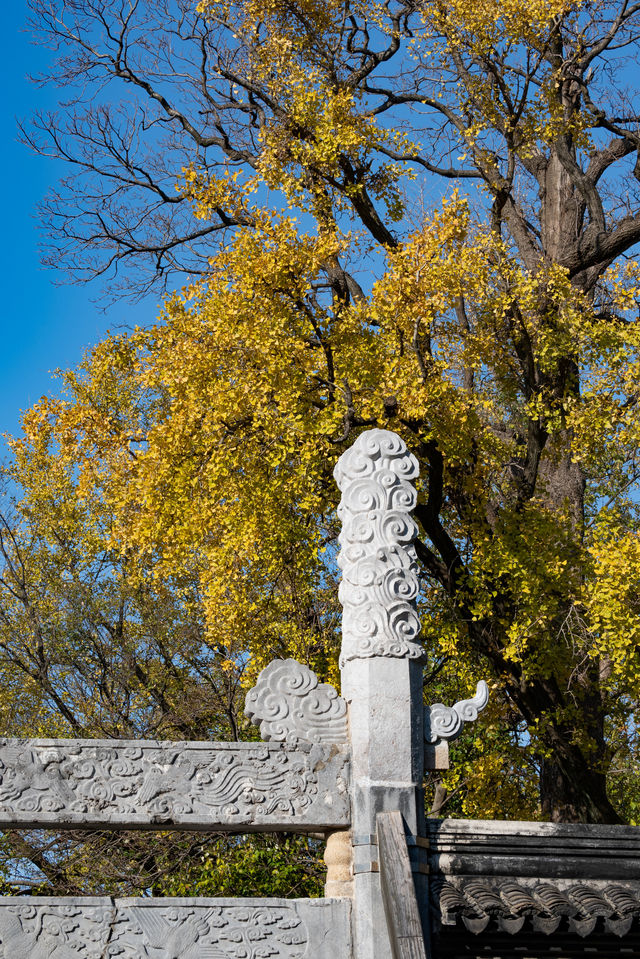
[0, 659, 351, 833]
[0, 737, 350, 832]
[424, 681, 490, 770]
[0, 895, 351, 958]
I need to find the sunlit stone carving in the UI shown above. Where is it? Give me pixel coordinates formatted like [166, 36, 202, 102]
[334, 429, 424, 666]
[0, 897, 352, 959]
[0, 738, 350, 830]
[425, 681, 490, 743]
[245, 659, 348, 745]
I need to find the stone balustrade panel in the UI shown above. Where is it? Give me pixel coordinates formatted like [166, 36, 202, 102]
[0, 738, 350, 831]
[0, 896, 351, 958]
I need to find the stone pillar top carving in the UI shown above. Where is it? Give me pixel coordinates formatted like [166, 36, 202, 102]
[335, 431, 428, 959]
[334, 429, 424, 666]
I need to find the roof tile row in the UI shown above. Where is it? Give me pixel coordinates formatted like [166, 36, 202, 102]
[432, 878, 640, 938]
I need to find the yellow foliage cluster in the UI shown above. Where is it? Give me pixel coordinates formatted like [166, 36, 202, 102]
[12, 189, 640, 741]
[7, 0, 640, 821]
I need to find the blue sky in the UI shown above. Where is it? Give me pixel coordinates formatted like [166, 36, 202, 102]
[1, 4, 158, 455]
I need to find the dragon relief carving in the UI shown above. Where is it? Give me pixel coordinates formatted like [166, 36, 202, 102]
[0, 738, 352, 828]
[245, 659, 348, 746]
[0, 901, 310, 959]
[334, 429, 424, 666]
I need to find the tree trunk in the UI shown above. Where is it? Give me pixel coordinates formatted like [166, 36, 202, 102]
[505, 664, 619, 823]
[539, 752, 619, 823]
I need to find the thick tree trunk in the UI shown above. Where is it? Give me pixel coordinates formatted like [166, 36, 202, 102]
[503, 669, 620, 824]
[540, 439, 609, 820]
[538, 654, 619, 823]
[539, 753, 619, 823]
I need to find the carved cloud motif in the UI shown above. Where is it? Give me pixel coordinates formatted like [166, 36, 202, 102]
[425, 681, 490, 743]
[245, 660, 348, 746]
[334, 429, 424, 666]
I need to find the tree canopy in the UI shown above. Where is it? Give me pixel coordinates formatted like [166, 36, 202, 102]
[5, 0, 640, 845]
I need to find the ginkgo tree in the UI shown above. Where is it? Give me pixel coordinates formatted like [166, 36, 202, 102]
[11, 0, 640, 826]
[0, 447, 325, 894]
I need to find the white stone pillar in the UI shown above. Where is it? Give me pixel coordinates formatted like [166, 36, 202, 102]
[334, 430, 428, 959]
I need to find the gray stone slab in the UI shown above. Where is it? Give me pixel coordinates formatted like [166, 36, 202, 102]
[0, 738, 350, 831]
[378, 811, 427, 959]
[427, 818, 640, 880]
[0, 895, 351, 958]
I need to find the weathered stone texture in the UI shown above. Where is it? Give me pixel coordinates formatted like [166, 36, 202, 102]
[428, 818, 640, 947]
[427, 818, 640, 881]
[433, 876, 640, 938]
[0, 739, 350, 831]
[0, 896, 351, 958]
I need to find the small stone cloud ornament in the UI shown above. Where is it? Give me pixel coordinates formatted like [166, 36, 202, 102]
[245, 659, 348, 746]
[425, 681, 490, 744]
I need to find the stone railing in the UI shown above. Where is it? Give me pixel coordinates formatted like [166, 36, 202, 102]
[0, 430, 488, 959]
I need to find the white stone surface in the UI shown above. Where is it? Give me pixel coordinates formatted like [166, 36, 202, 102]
[342, 656, 428, 959]
[0, 896, 351, 958]
[336, 431, 428, 959]
[425, 680, 489, 743]
[0, 738, 350, 830]
[334, 429, 425, 666]
[245, 659, 348, 745]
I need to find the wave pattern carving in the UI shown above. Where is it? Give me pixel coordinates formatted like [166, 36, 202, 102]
[0, 739, 350, 830]
[334, 429, 424, 665]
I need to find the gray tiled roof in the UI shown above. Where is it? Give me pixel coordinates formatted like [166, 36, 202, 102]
[432, 877, 640, 938]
